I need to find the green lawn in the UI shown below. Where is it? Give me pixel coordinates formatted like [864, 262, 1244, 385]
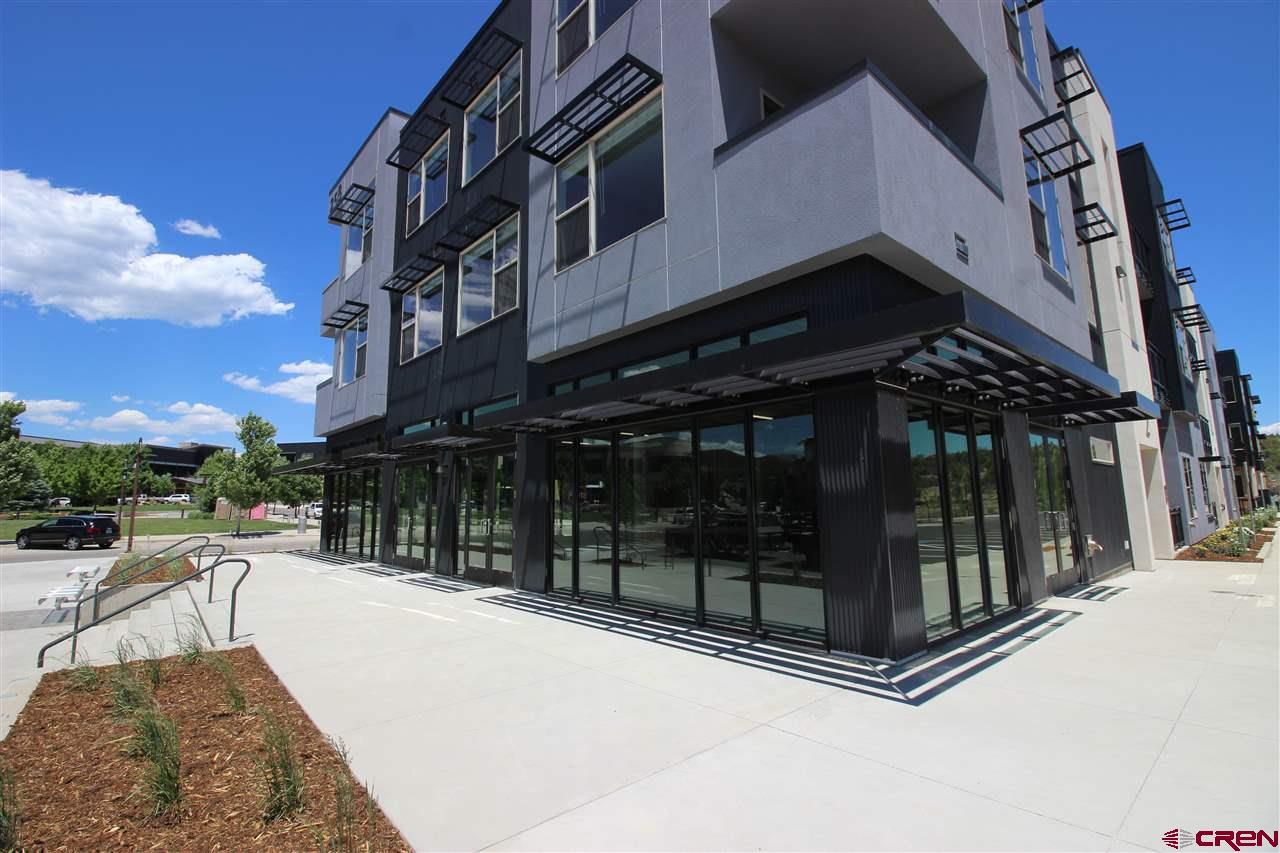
[2, 517, 293, 541]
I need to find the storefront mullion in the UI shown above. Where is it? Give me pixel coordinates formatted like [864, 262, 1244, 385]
[966, 413, 995, 618]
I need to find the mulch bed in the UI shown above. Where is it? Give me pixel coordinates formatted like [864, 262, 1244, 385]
[0, 646, 409, 850]
[1175, 530, 1274, 563]
[103, 555, 201, 586]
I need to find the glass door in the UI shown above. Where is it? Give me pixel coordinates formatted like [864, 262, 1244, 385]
[490, 453, 516, 587]
[454, 452, 515, 587]
[1031, 430, 1079, 593]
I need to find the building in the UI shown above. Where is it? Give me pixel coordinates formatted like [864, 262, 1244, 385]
[289, 0, 1185, 662]
[1215, 349, 1270, 512]
[17, 435, 226, 485]
[1117, 143, 1235, 547]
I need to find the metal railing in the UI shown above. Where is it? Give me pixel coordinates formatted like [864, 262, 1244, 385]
[38, 556, 252, 668]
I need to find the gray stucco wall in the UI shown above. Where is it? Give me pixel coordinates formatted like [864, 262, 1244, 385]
[526, 0, 1096, 364]
[315, 111, 405, 437]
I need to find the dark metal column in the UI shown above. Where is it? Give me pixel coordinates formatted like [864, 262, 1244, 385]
[434, 451, 458, 577]
[513, 433, 549, 593]
[999, 411, 1045, 606]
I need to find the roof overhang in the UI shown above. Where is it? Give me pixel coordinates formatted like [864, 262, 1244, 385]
[321, 300, 368, 330]
[475, 292, 1156, 434]
[328, 183, 374, 225]
[525, 54, 662, 164]
[389, 423, 507, 452]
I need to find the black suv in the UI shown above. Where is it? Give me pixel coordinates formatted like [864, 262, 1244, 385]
[14, 515, 119, 550]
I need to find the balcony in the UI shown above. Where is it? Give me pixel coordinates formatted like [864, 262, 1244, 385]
[713, 62, 1004, 297]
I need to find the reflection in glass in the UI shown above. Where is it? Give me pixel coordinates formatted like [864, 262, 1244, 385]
[1047, 436, 1074, 571]
[552, 441, 575, 595]
[752, 407, 823, 641]
[942, 416, 983, 627]
[365, 470, 380, 561]
[346, 471, 364, 557]
[576, 438, 613, 599]
[973, 423, 1009, 611]
[411, 465, 430, 565]
[464, 456, 491, 576]
[909, 408, 952, 638]
[617, 427, 695, 615]
[396, 468, 413, 559]
[491, 453, 515, 586]
[699, 417, 752, 629]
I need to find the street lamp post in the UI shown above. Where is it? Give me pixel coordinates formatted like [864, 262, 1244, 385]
[126, 438, 143, 552]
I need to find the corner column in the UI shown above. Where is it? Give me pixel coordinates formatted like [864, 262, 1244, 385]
[513, 434, 549, 593]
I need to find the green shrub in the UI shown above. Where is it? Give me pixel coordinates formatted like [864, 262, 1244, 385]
[65, 663, 101, 692]
[112, 666, 149, 719]
[139, 636, 166, 691]
[0, 760, 19, 850]
[204, 652, 246, 713]
[132, 705, 181, 816]
[259, 711, 305, 821]
[176, 618, 206, 665]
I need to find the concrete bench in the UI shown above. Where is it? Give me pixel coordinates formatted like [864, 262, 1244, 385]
[66, 565, 102, 581]
[38, 582, 88, 610]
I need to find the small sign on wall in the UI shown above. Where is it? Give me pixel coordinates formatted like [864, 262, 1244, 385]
[1089, 436, 1115, 465]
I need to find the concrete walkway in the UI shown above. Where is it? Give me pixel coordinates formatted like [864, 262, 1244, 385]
[4, 546, 1276, 850]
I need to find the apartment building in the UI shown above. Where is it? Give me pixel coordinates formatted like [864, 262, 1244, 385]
[1215, 349, 1270, 513]
[289, 0, 1184, 662]
[1117, 143, 1235, 547]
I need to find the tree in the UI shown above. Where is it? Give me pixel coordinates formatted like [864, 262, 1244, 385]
[222, 413, 280, 535]
[0, 437, 50, 514]
[1261, 434, 1280, 490]
[0, 399, 25, 439]
[271, 465, 323, 515]
[195, 450, 236, 513]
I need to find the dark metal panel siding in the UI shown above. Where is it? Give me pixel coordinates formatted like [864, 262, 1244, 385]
[813, 384, 925, 660]
[513, 433, 549, 592]
[1000, 411, 1044, 606]
[1071, 424, 1133, 578]
[433, 451, 459, 576]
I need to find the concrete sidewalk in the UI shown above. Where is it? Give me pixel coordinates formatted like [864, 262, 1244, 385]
[187, 547, 1279, 851]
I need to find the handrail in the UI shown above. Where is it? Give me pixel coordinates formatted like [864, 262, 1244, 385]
[96, 535, 211, 592]
[38, 556, 252, 668]
[76, 542, 227, 662]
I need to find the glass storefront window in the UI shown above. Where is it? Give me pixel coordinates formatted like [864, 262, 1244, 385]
[552, 441, 575, 595]
[576, 438, 613, 599]
[909, 406, 951, 639]
[941, 412, 984, 627]
[699, 416, 752, 629]
[973, 421, 1010, 612]
[617, 427, 696, 615]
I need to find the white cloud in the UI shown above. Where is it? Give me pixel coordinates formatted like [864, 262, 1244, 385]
[224, 360, 330, 404]
[111, 394, 130, 402]
[0, 171, 292, 326]
[173, 219, 221, 239]
[146, 435, 173, 445]
[88, 401, 237, 436]
[0, 391, 83, 426]
[1259, 422, 1280, 436]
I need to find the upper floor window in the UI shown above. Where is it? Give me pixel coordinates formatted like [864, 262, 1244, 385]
[1181, 456, 1197, 519]
[1024, 148, 1068, 277]
[344, 191, 374, 277]
[1230, 423, 1244, 447]
[555, 93, 664, 271]
[1222, 377, 1237, 403]
[1004, 0, 1041, 94]
[338, 313, 368, 385]
[458, 213, 519, 334]
[400, 268, 445, 363]
[464, 54, 521, 183]
[406, 132, 449, 235]
[557, 0, 640, 73]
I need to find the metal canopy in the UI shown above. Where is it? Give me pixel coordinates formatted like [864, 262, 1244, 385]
[1020, 391, 1160, 425]
[1251, 394, 1262, 405]
[434, 195, 519, 253]
[525, 54, 662, 164]
[1021, 111, 1095, 181]
[1157, 198, 1191, 231]
[1050, 47, 1096, 105]
[341, 440, 403, 463]
[379, 255, 441, 294]
[328, 183, 374, 225]
[474, 292, 1156, 435]
[439, 29, 521, 110]
[389, 422, 504, 452]
[1012, 0, 1045, 11]
[1173, 304, 1210, 330]
[387, 112, 449, 172]
[1199, 455, 1224, 463]
[321, 300, 368, 330]
[1176, 266, 1196, 287]
[274, 455, 342, 475]
[1072, 203, 1117, 244]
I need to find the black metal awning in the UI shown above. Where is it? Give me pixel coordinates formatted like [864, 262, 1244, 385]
[525, 54, 662, 164]
[387, 112, 449, 172]
[474, 292, 1157, 435]
[434, 195, 520, 253]
[1191, 359, 1210, 375]
[379, 255, 442, 294]
[1073, 203, 1117, 244]
[1022, 111, 1095, 181]
[389, 422, 506, 452]
[321, 300, 368, 330]
[1157, 198, 1191, 231]
[341, 440, 403, 463]
[1050, 47, 1096, 105]
[1251, 394, 1262, 405]
[1176, 266, 1196, 287]
[1012, 0, 1044, 11]
[328, 183, 374, 225]
[274, 455, 343, 475]
[1199, 455, 1225, 463]
[440, 29, 521, 110]
[1173, 304, 1210, 330]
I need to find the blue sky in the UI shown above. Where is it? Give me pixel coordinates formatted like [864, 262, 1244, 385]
[0, 0, 1276, 448]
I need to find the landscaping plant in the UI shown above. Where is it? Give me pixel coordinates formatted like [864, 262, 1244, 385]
[132, 705, 182, 816]
[176, 619, 206, 664]
[204, 652, 246, 713]
[139, 637, 166, 691]
[65, 663, 101, 692]
[0, 760, 20, 851]
[259, 711, 305, 821]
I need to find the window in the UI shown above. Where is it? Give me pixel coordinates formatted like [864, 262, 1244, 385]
[1004, 0, 1041, 93]
[618, 351, 688, 379]
[1089, 436, 1115, 465]
[555, 94, 664, 270]
[556, 0, 640, 73]
[1182, 456, 1197, 519]
[400, 269, 445, 362]
[464, 54, 520, 183]
[405, 132, 449, 235]
[344, 192, 374, 277]
[1222, 377, 1237, 403]
[1231, 423, 1244, 448]
[748, 317, 807, 345]
[338, 313, 368, 385]
[761, 90, 784, 120]
[461, 396, 518, 425]
[1200, 461, 1212, 509]
[1025, 146, 1069, 276]
[458, 213, 519, 334]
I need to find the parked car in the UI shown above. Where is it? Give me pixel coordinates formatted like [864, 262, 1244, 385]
[51, 497, 72, 507]
[165, 494, 192, 504]
[307, 501, 324, 518]
[14, 515, 119, 550]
